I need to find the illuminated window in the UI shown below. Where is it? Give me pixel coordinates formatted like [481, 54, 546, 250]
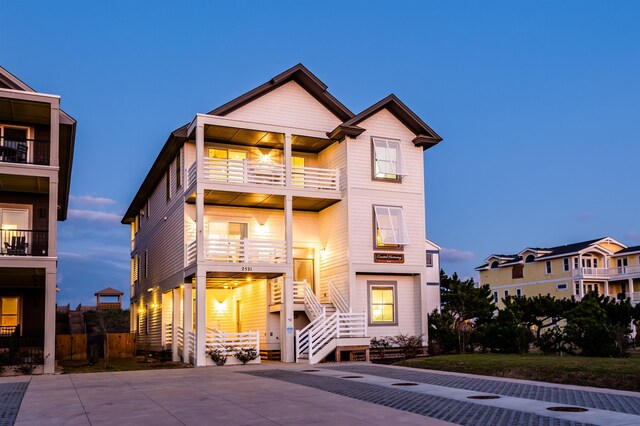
[372, 138, 406, 180]
[209, 148, 228, 159]
[0, 297, 19, 331]
[369, 283, 396, 325]
[292, 156, 305, 187]
[374, 206, 409, 247]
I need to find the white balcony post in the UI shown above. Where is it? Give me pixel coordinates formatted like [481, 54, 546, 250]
[171, 288, 180, 362]
[195, 270, 207, 366]
[604, 280, 609, 298]
[195, 123, 205, 263]
[572, 280, 577, 298]
[629, 279, 634, 304]
[182, 283, 193, 363]
[48, 176, 58, 257]
[43, 266, 56, 374]
[281, 194, 294, 362]
[49, 98, 59, 168]
[284, 133, 292, 189]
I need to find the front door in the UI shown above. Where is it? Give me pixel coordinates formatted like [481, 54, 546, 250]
[293, 247, 315, 291]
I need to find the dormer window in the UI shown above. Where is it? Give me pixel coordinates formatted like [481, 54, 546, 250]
[372, 138, 407, 181]
[525, 254, 535, 263]
[490, 261, 500, 269]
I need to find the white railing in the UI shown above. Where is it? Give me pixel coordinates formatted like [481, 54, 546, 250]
[188, 331, 195, 358]
[203, 157, 286, 186]
[177, 326, 184, 352]
[206, 328, 260, 357]
[188, 162, 197, 187]
[292, 165, 339, 191]
[270, 280, 316, 307]
[186, 240, 197, 265]
[202, 238, 286, 264]
[294, 280, 306, 304]
[574, 265, 640, 278]
[610, 265, 640, 277]
[328, 281, 349, 313]
[302, 281, 324, 321]
[295, 311, 367, 363]
[165, 323, 172, 346]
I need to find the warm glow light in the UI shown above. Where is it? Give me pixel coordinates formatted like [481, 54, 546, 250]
[258, 153, 272, 163]
[214, 300, 228, 312]
[137, 308, 144, 314]
[246, 277, 252, 282]
[180, 284, 184, 289]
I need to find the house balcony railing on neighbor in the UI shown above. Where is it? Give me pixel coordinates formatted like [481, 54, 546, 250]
[188, 158, 339, 192]
[573, 266, 640, 279]
[0, 137, 50, 165]
[0, 230, 48, 256]
[186, 238, 286, 265]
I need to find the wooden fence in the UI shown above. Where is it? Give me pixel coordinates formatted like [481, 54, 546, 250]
[56, 333, 136, 360]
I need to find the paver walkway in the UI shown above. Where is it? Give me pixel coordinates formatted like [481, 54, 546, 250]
[4, 363, 640, 426]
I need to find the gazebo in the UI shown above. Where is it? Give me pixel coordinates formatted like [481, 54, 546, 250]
[95, 287, 124, 310]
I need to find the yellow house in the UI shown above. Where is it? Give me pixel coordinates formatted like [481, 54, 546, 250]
[476, 237, 640, 309]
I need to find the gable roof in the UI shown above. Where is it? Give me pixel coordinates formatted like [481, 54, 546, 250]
[209, 64, 354, 122]
[95, 287, 124, 296]
[614, 245, 640, 255]
[327, 94, 443, 150]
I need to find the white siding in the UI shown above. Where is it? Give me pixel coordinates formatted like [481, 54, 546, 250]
[226, 81, 342, 131]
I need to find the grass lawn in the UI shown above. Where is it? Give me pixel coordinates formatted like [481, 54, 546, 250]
[396, 352, 640, 392]
[58, 357, 190, 374]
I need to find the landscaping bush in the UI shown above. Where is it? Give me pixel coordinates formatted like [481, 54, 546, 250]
[370, 337, 391, 359]
[235, 347, 258, 364]
[208, 348, 228, 366]
[427, 310, 458, 355]
[389, 333, 424, 359]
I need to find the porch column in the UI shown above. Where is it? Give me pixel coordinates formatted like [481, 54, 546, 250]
[578, 279, 584, 300]
[281, 194, 294, 362]
[43, 266, 56, 374]
[49, 98, 59, 168]
[194, 271, 207, 366]
[195, 123, 205, 260]
[629, 279, 634, 304]
[571, 280, 577, 298]
[171, 288, 180, 362]
[284, 133, 292, 189]
[604, 281, 609, 298]
[182, 283, 193, 363]
[48, 176, 58, 257]
[418, 273, 429, 346]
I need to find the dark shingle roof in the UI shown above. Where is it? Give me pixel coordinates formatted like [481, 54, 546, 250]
[615, 245, 640, 255]
[535, 237, 605, 259]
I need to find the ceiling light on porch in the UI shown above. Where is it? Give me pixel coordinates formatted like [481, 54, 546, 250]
[246, 277, 252, 282]
[259, 153, 272, 163]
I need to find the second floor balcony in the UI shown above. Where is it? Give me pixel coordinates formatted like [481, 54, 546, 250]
[187, 238, 287, 266]
[0, 137, 50, 166]
[0, 229, 48, 257]
[573, 265, 640, 279]
[188, 157, 339, 193]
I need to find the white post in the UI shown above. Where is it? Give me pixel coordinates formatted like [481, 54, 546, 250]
[195, 270, 207, 366]
[295, 330, 300, 362]
[182, 283, 193, 363]
[49, 98, 59, 168]
[578, 279, 584, 300]
[171, 288, 180, 362]
[43, 266, 56, 374]
[629, 279, 634, 304]
[284, 133, 292, 189]
[280, 193, 295, 362]
[604, 280, 609, 298]
[572, 280, 577, 298]
[308, 328, 313, 360]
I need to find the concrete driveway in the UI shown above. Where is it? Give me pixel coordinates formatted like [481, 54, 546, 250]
[4, 363, 640, 425]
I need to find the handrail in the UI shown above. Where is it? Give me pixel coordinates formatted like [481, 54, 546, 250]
[328, 281, 349, 313]
[202, 238, 286, 264]
[574, 266, 640, 278]
[0, 137, 50, 165]
[303, 281, 324, 321]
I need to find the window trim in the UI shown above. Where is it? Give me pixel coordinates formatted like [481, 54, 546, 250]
[493, 291, 499, 304]
[367, 281, 398, 326]
[144, 249, 148, 279]
[557, 283, 568, 291]
[545, 260, 552, 274]
[426, 252, 435, 267]
[516, 288, 522, 297]
[563, 258, 570, 272]
[175, 150, 182, 189]
[0, 296, 21, 335]
[373, 205, 409, 249]
[371, 137, 407, 182]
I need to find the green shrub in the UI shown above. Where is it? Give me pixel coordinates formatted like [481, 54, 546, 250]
[235, 347, 258, 364]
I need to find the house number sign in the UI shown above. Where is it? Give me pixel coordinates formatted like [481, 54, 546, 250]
[374, 253, 404, 263]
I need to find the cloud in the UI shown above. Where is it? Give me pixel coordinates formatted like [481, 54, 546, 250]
[625, 230, 640, 242]
[68, 209, 121, 222]
[69, 195, 117, 208]
[573, 212, 598, 222]
[440, 247, 475, 263]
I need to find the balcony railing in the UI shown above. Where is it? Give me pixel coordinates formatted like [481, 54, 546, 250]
[0, 230, 48, 256]
[573, 266, 640, 278]
[190, 238, 286, 264]
[188, 157, 339, 192]
[0, 137, 50, 166]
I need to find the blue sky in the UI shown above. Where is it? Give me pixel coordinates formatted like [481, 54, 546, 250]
[2, 1, 640, 307]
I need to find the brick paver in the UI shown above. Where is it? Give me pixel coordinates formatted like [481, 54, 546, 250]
[0, 382, 28, 426]
[329, 365, 640, 415]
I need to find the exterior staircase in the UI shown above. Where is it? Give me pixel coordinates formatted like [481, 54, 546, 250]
[69, 309, 85, 334]
[295, 281, 368, 364]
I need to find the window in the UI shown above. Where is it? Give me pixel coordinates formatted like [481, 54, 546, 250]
[557, 283, 568, 291]
[145, 305, 149, 334]
[545, 261, 552, 274]
[573, 257, 578, 269]
[516, 288, 522, 297]
[563, 258, 569, 272]
[490, 261, 499, 269]
[617, 258, 628, 268]
[493, 291, 498, 304]
[166, 169, 171, 202]
[0, 125, 31, 164]
[504, 290, 509, 298]
[369, 283, 396, 325]
[512, 264, 524, 279]
[0, 297, 19, 332]
[372, 138, 407, 181]
[176, 150, 181, 189]
[525, 254, 535, 263]
[132, 254, 139, 284]
[146, 200, 150, 220]
[426, 253, 434, 267]
[292, 156, 305, 187]
[373, 206, 409, 247]
[0, 207, 30, 256]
